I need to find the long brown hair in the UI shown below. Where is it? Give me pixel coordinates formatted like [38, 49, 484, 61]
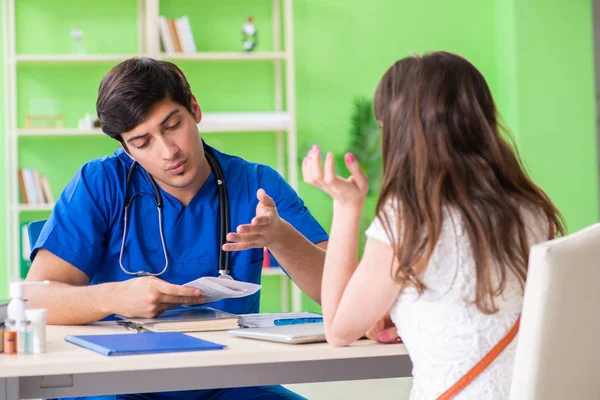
[373, 51, 565, 314]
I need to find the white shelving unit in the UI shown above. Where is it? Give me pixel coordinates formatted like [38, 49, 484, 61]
[161, 51, 287, 61]
[16, 113, 290, 136]
[15, 204, 56, 212]
[14, 54, 140, 63]
[15, 52, 288, 63]
[2, 0, 300, 312]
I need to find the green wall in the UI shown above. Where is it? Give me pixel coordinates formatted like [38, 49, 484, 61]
[0, 0, 598, 309]
[294, 0, 499, 229]
[505, 0, 599, 232]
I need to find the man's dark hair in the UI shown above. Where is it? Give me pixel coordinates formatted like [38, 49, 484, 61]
[96, 57, 193, 142]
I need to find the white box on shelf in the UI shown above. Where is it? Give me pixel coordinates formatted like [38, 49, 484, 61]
[200, 112, 290, 133]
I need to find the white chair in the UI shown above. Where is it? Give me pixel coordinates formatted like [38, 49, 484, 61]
[510, 222, 600, 400]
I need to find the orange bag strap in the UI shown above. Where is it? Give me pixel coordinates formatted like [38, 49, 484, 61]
[437, 219, 556, 400]
[437, 316, 521, 400]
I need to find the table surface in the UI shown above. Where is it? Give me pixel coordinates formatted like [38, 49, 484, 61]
[0, 322, 409, 378]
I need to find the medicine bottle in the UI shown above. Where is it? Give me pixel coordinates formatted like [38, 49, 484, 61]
[25, 309, 47, 354]
[3, 319, 17, 355]
[17, 319, 32, 354]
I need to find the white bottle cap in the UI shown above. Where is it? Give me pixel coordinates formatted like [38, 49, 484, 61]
[25, 308, 47, 324]
[9, 282, 24, 299]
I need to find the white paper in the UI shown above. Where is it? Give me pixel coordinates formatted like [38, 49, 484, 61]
[183, 277, 261, 303]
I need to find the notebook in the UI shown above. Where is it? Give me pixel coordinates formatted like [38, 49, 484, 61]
[115, 306, 240, 332]
[228, 322, 327, 344]
[238, 312, 323, 328]
[65, 332, 225, 356]
[0, 298, 9, 323]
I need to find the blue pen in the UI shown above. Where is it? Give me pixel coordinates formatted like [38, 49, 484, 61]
[273, 317, 323, 326]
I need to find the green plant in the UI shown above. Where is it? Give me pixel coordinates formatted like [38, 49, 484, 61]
[345, 97, 382, 255]
[346, 97, 382, 196]
[298, 96, 382, 192]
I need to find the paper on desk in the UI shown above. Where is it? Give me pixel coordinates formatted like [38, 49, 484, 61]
[183, 277, 261, 303]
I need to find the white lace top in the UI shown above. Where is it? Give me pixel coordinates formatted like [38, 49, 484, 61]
[365, 206, 548, 400]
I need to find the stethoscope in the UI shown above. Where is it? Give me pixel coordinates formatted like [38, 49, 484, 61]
[119, 147, 232, 279]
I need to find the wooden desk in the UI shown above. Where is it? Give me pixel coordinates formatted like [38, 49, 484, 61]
[0, 323, 411, 399]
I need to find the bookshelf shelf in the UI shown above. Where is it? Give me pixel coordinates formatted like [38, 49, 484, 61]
[15, 52, 288, 64]
[160, 51, 287, 61]
[16, 113, 290, 137]
[261, 267, 287, 276]
[17, 129, 104, 137]
[16, 204, 55, 212]
[15, 54, 141, 63]
[16, 113, 290, 136]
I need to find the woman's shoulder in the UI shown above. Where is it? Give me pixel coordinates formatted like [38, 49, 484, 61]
[364, 198, 399, 245]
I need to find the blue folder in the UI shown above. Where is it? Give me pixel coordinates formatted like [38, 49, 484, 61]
[65, 332, 226, 356]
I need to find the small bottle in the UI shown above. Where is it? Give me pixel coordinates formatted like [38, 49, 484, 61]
[0, 322, 4, 353]
[7, 282, 27, 327]
[25, 309, 47, 354]
[17, 319, 32, 354]
[3, 319, 17, 355]
[7, 280, 50, 328]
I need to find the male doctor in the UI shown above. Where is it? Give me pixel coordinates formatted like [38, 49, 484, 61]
[25, 57, 328, 400]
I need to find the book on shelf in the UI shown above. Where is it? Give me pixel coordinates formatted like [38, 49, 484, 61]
[159, 15, 197, 54]
[20, 221, 32, 278]
[18, 168, 55, 206]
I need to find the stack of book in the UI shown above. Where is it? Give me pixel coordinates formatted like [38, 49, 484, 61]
[18, 168, 54, 205]
[116, 306, 240, 333]
[159, 16, 197, 54]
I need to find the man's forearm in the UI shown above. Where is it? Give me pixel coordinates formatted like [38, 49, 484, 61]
[25, 281, 118, 325]
[267, 220, 325, 304]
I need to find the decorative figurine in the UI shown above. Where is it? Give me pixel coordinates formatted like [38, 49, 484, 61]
[71, 29, 86, 54]
[241, 16, 257, 52]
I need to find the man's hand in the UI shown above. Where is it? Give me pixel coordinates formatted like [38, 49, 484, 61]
[112, 276, 204, 318]
[366, 313, 401, 344]
[223, 189, 283, 251]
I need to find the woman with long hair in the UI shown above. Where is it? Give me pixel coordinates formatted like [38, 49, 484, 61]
[302, 51, 564, 399]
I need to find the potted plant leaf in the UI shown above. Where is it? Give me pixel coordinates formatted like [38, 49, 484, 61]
[346, 97, 382, 251]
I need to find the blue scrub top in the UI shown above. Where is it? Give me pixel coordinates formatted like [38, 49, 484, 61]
[32, 144, 328, 315]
